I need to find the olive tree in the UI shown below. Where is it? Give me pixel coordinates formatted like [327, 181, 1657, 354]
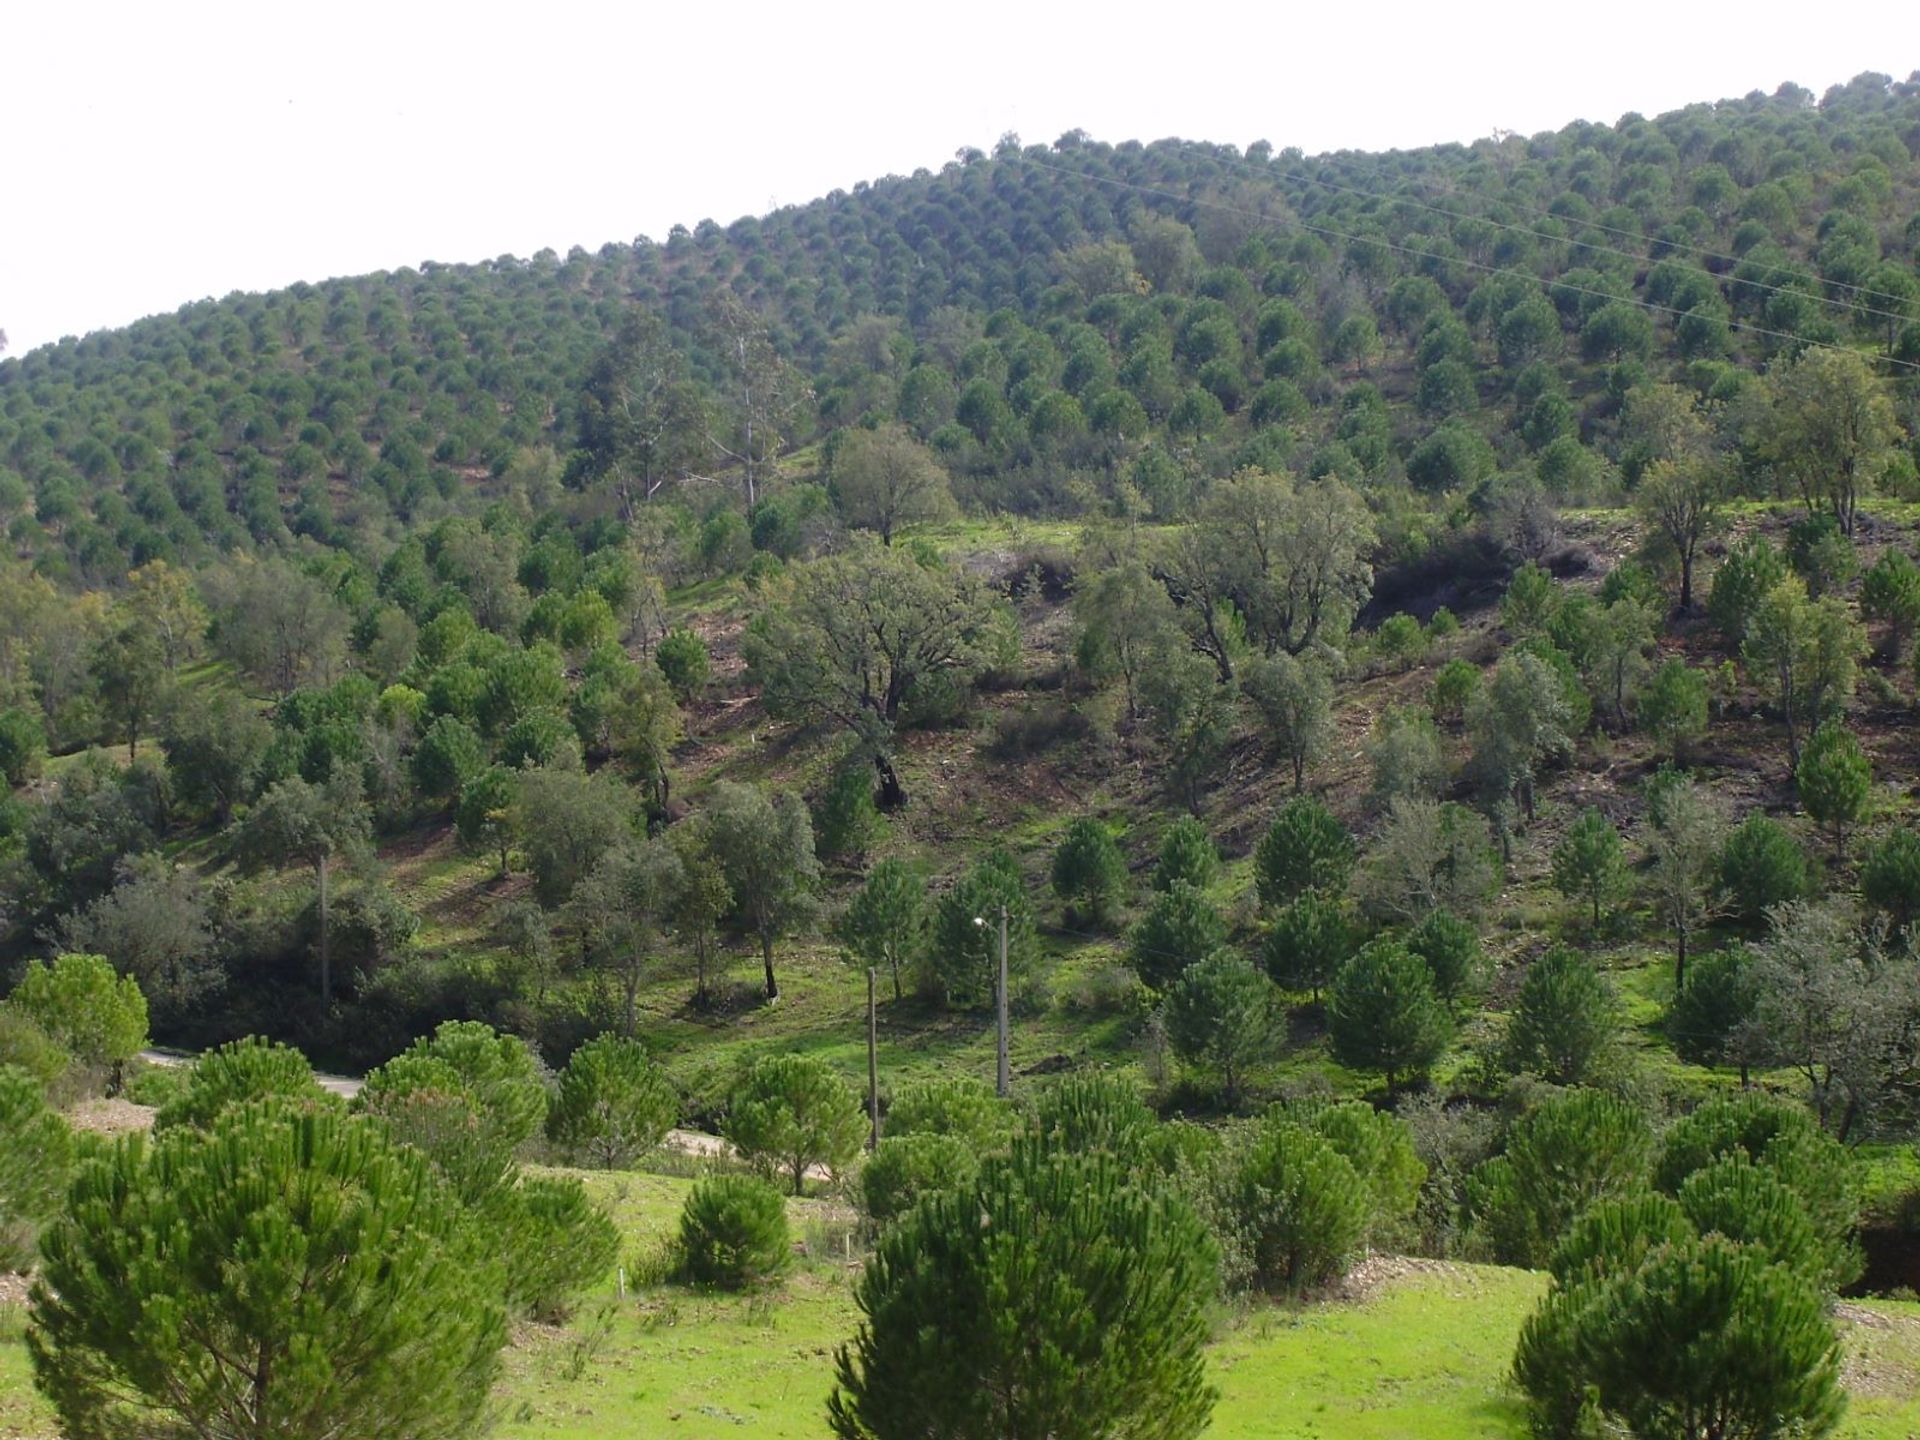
[745, 537, 1008, 808]
[1634, 456, 1723, 611]
[831, 424, 957, 544]
[1242, 651, 1333, 792]
[1643, 774, 1728, 986]
[705, 781, 821, 1001]
[1469, 651, 1575, 823]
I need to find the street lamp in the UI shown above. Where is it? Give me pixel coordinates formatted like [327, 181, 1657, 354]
[974, 907, 1010, 1098]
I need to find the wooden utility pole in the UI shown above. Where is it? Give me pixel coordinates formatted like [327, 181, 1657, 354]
[995, 904, 1010, 1099]
[867, 968, 880, 1150]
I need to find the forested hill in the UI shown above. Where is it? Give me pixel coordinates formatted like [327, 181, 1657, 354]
[3, 72, 1919, 585]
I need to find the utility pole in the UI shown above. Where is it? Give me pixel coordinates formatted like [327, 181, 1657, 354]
[995, 903, 1010, 1099]
[867, 967, 880, 1150]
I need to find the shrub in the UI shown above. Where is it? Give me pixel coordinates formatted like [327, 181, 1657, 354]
[1717, 815, 1812, 922]
[1503, 948, 1619, 1085]
[1153, 817, 1219, 893]
[1373, 613, 1427, 669]
[654, 629, 710, 701]
[725, 1053, 866, 1194]
[1231, 1120, 1373, 1295]
[677, 1175, 792, 1289]
[883, 1076, 1014, 1151]
[489, 1175, 620, 1321]
[0, 1065, 71, 1271]
[6, 952, 147, 1087]
[1430, 658, 1480, 724]
[1255, 798, 1355, 908]
[1296, 1099, 1425, 1244]
[0, 707, 45, 787]
[0, 1008, 71, 1094]
[154, 1036, 334, 1133]
[858, 1132, 978, 1228]
[1467, 1089, 1653, 1267]
[30, 1102, 507, 1440]
[547, 1034, 677, 1170]
[828, 1140, 1217, 1440]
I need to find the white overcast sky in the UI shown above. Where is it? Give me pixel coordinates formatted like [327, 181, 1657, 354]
[2, 0, 1910, 356]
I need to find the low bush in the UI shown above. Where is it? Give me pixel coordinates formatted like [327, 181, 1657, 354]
[677, 1175, 792, 1289]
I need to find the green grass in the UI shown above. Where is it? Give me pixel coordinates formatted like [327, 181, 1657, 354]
[10, 1178, 1920, 1440]
[1211, 1265, 1542, 1440]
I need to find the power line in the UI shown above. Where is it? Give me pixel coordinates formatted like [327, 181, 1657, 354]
[1016, 154, 1920, 375]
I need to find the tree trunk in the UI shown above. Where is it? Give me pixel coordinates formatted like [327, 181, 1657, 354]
[889, 955, 902, 1003]
[1674, 926, 1688, 991]
[873, 752, 907, 811]
[1679, 551, 1694, 612]
[762, 933, 779, 1000]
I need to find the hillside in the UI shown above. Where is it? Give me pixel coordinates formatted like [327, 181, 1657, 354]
[2, 73, 1917, 586]
[6, 68, 1920, 1440]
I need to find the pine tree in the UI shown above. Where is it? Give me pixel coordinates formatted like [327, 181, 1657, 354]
[1050, 817, 1127, 928]
[1551, 807, 1629, 931]
[828, 1139, 1218, 1440]
[1795, 720, 1871, 855]
[30, 1102, 507, 1440]
[1254, 797, 1355, 910]
[1326, 941, 1451, 1093]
